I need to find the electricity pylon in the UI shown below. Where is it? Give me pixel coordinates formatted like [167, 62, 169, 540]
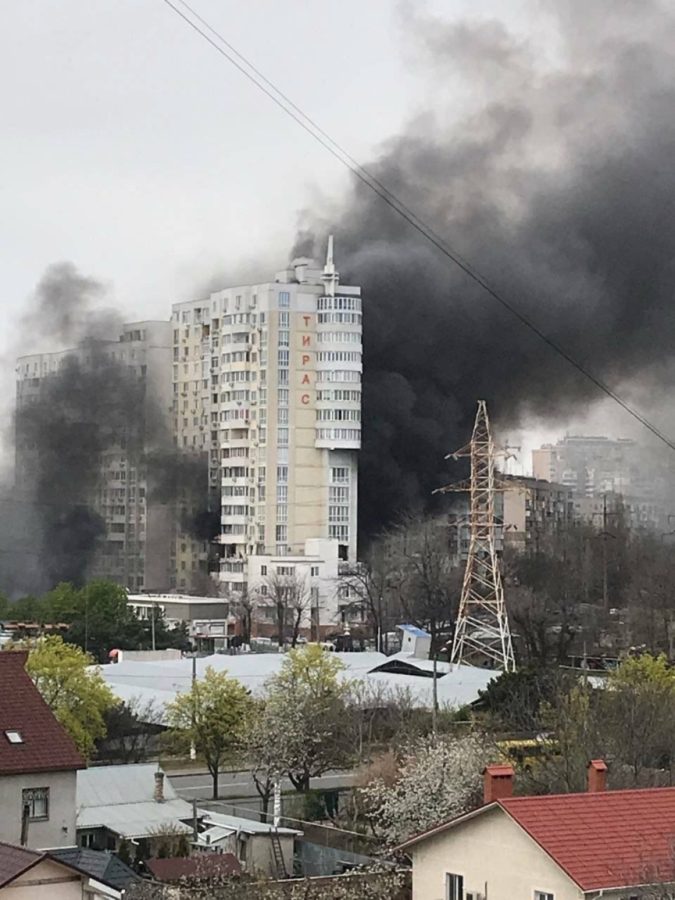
[436, 401, 515, 672]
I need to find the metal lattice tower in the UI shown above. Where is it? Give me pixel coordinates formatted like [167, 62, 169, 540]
[438, 401, 515, 672]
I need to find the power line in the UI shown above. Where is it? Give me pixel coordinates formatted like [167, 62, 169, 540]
[160, 0, 675, 455]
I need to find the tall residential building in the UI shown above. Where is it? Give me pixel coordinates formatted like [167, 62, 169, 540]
[16, 321, 173, 591]
[532, 434, 674, 532]
[532, 436, 639, 496]
[171, 239, 361, 624]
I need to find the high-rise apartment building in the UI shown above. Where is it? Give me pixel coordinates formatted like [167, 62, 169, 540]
[171, 240, 362, 624]
[532, 435, 640, 496]
[16, 321, 173, 591]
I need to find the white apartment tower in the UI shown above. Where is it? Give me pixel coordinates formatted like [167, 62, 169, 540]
[171, 240, 361, 619]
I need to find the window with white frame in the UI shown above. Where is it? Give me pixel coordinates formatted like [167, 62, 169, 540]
[534, 893, 554, 900]
[278, 291, 290, 308]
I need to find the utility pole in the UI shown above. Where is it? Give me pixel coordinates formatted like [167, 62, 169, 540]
[592, 494, 618, 612]
[190, 654, 197, 761]
[436, 401, 515, 672]
[431, 653, 438, 735]
[151, 602, 156, 652]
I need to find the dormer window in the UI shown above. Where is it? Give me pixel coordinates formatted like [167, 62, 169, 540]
[5, 730, 23, 744]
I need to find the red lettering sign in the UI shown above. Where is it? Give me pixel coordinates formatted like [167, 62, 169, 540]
[303, 315, 311, 326]
[301, 354, 310, 366]
[301, 374, 311, 384]
[302, 335, 311, 347]
[301, 394, 310, 405]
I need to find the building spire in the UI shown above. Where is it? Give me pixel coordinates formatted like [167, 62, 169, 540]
[322, 234, 339, 297]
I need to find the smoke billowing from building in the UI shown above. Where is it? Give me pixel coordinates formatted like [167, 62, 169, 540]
[6, 264, 215, 596]
[295, 0, 675, 537]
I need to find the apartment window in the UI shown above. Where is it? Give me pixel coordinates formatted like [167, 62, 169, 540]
[278, 428, 289, 446]
[279, 311, 289, 327]
[445, 874, 464, 900]
[277, 504, 288, 523]
[277, 388, 289, 406]
[278, 408, 289, 425]
[275, 525, 288, 543]
[261, 565, 267, 576]
[331, 467, 350, 484]
[278, 349, 289, 367]
[278, 330, 289, 347]
[277, 485, 288, 503]
[310, 566, 319, 577]
[534, 894, 554, 900]
[278, 291, 290, 308]
[23, 787, 49, 821]
[278, 368, 288, 385]
[277, 465, 288, 482]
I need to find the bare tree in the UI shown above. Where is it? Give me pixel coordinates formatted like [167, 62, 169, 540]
[231, 586, 255, 646]
[389, 515, 459, 651]
[254, 571, 311, 649]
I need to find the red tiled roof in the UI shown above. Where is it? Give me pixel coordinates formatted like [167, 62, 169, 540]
[0, 652, 84, 775]
[0, 841, 42, 887]
[500, 787, 675, 890]
[146, 853, 242, 882]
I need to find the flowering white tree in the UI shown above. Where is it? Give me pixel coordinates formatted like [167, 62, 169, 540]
[361, 733, 494, 846]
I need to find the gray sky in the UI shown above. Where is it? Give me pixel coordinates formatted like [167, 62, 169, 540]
[1, 0, 585, 469]
[1, 1, 534, 338]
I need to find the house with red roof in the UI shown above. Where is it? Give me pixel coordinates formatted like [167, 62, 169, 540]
[399, 760, 675, 900]
[0, 651, 84, 850]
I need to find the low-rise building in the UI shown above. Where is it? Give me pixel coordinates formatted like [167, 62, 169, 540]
[400, 760, 675, 899]
[76, 764, 196, 857]
[197, 812, 300, 878]
[0, 842, 128, 899]
[126, 593, 236, 650]
[0, 651, 84, 850]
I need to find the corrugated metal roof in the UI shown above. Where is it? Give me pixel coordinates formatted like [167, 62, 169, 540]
[77, 764, 195, 839]
[99, 651, 496, 714]
[397, 624, 430, 638]
[200, 812, 300, 836]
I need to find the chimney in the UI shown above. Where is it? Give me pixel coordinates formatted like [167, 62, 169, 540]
[483, 764, 514, 804]
[587, 759, 607, 793]
[154, 770, 165, 803]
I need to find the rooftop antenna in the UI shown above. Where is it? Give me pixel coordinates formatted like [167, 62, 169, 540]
[436, 400, 516, 672]
[322, 234, 339, 297]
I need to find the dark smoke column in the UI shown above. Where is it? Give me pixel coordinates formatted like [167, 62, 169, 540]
[294, 1, 675, 539]
[14, 321, 174, 592]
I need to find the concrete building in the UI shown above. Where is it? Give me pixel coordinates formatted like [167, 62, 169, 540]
[400, 761, 675, 900]
[501, 475, 574, 550]
[16, 321, 173, 591]
[171, 239, 361, 626]
[532, 435, 639, 497]
[126, 592, 236, 649]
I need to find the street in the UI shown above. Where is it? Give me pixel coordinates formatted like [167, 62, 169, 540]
[169, 768, 357, 802]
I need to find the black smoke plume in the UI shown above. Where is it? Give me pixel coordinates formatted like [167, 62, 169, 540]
[295, 0, 675, 538]
[4, 264, 213, 596]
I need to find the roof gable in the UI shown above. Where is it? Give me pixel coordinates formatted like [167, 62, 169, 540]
[0, 652, 84, 775]
[0, 841, 42, 887]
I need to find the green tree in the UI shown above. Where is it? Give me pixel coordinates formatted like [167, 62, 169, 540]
[250, 644, 352, 792]
[600, 654, 675, 785]
[26, 635, 116, 759]
[166, 666, 253, 799]
[66, 580, 143, 662]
